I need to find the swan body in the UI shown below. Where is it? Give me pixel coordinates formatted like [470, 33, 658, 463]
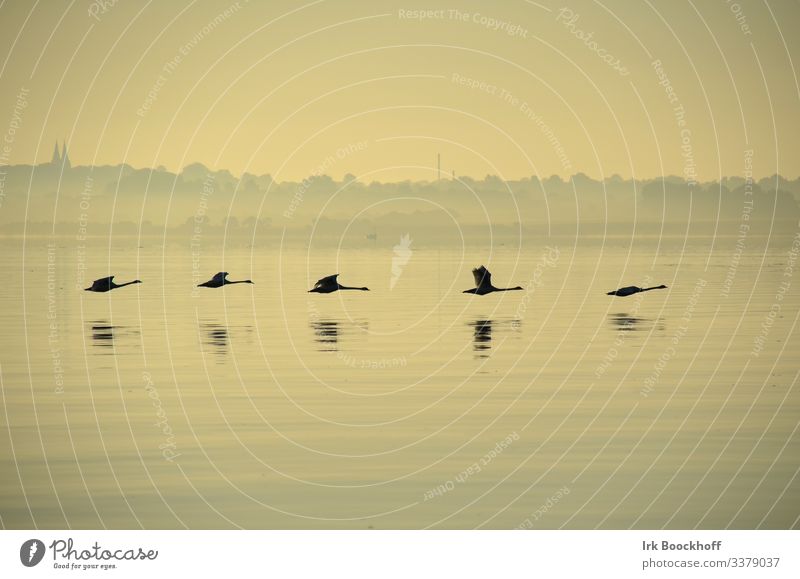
[85, 276, 141, 292]
[308, 274, 369, 293]
[607, 284, 667, 297]
[463, 266, 522, 295]
[198, 272, 253, 288]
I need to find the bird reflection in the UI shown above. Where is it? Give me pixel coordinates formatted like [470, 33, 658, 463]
[467, 318, 521, 358]
[89, 320, 139, 354]
[199, 321, 252, 362]
[608, 313, 665, 332]
[204, 323, 228, 347]
[309, 318, 368, 352]
[311, 319, 339, 352]
[91, 322, 116, 347]
[470, 319, 493, 358]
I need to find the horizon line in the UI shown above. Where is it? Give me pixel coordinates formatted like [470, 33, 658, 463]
[2, 160, 797, 185]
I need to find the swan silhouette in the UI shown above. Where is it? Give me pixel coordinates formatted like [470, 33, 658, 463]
[607, 284, 667, 297]
[308, 274, 369, 293]
[84, 276, 141, 292]
[463, 266, 522, 295]
[198, 272, 253, 288]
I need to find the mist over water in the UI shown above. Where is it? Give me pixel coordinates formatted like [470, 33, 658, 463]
[3, 164, 799, 242]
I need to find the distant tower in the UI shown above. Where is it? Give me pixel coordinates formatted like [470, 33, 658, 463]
[51, 141, 61, 165]
[61, 141, 70, 169]
[452, 169, 455, 180]
[437, 153, 441, 180]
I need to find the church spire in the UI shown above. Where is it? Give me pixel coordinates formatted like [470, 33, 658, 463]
[51, 141, 61, 165]
[61, 140, 70, 169]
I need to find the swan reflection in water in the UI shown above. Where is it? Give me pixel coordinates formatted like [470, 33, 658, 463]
[468, 318, 521, 358]
[89, 320, 139, 354]
[204, 323, 228, 346]
[309, 318, 368, 352]
[470, 320, 493, 357]
[311, 319, 339, 352]
[608, 313, 665, 332]
[199, 321, 252, 362]
[91, 322, 116, 346]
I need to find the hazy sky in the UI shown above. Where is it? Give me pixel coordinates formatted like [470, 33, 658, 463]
[0, 0, 798, 181]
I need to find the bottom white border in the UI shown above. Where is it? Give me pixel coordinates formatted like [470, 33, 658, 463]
[1, 530, 797, 578]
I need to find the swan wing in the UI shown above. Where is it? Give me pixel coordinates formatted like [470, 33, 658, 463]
[472, 266, 491, 288]
[314, 274, 339, 288]
[211, 272, 228, 284]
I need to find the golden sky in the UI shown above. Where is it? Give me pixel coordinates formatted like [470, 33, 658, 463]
[0, 0, 798, 181]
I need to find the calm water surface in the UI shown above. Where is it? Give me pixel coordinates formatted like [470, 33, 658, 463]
[1, 236, 798, 529]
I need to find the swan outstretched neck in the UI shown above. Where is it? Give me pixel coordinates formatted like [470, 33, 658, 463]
[309, 274, 369, 293]
[463, 266, 522, 295]
[607, 284, 667, 297]
[198, 272, 254, 288]
[85, 276, 142, 292]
